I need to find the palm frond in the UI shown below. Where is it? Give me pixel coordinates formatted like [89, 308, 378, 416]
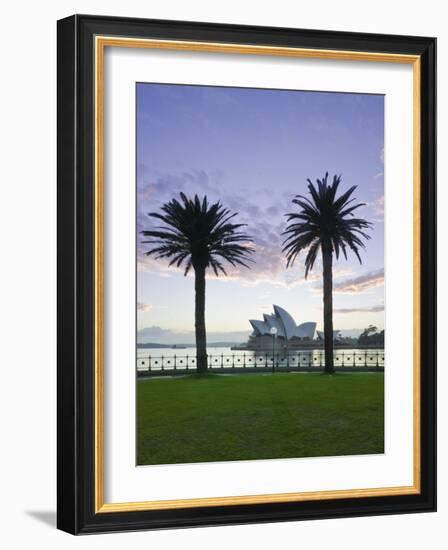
[141, 193, 254, 276]
[282, 174, 372, 276]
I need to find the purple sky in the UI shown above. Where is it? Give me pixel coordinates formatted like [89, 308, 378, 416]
[136, 83, 384, 344]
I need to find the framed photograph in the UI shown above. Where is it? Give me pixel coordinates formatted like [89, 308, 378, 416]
[57, 14, 436, 534]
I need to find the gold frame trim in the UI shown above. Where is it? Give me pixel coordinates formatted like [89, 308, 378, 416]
[94, 36, 421, 514]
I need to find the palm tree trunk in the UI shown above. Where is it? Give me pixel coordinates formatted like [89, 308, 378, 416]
[194, 266, 207, 373]
[322, 241, 335, 374]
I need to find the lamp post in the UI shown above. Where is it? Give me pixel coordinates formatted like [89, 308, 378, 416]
[270, 326, 277, 373]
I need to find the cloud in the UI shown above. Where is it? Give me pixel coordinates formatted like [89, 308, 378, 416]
[373, 148, 384, 181]
[138, 326, 169, 340]
[373, 195, 384, 216]
[362, 195, 383, 223]
[137, 169, 316, 288]
[137, 302, 153, 312]
[137, 168, 384, 290]
[332, 269, 384, 294]
[334, 303, 384, 313]
[137, 325, 250, 344]
[266, 205, 279, 216]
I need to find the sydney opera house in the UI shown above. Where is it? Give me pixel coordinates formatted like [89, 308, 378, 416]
[247, 305, 340, 350]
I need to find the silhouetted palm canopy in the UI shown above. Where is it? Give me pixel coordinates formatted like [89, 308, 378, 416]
[282, 173, 372, 274]
[141, 193, 254, 274]
[282, 173, 372, 374]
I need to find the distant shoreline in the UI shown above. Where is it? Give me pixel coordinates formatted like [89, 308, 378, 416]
[137, 342, 241, 349]
[137, 342, 384, 350]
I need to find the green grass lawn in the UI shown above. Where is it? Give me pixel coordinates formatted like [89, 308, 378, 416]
[137, 372, 384, 465]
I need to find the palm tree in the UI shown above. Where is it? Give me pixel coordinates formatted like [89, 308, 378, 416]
[141, 193, 254, 373]
[282, 173, 372, 374]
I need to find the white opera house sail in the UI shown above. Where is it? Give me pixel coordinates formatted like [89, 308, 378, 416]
[247, 305, 340, 350]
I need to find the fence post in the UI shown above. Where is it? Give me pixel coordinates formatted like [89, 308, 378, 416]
[243, 353, 246, 368]
[174, 354, 176, 371]
[221, 353, 223, 369]
[148, 355, 151, 373]
[186, 354, 189, 371]
[161, 355, 164, 372]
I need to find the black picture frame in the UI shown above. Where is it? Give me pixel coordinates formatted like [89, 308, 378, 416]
[57, 14, 436, 534]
